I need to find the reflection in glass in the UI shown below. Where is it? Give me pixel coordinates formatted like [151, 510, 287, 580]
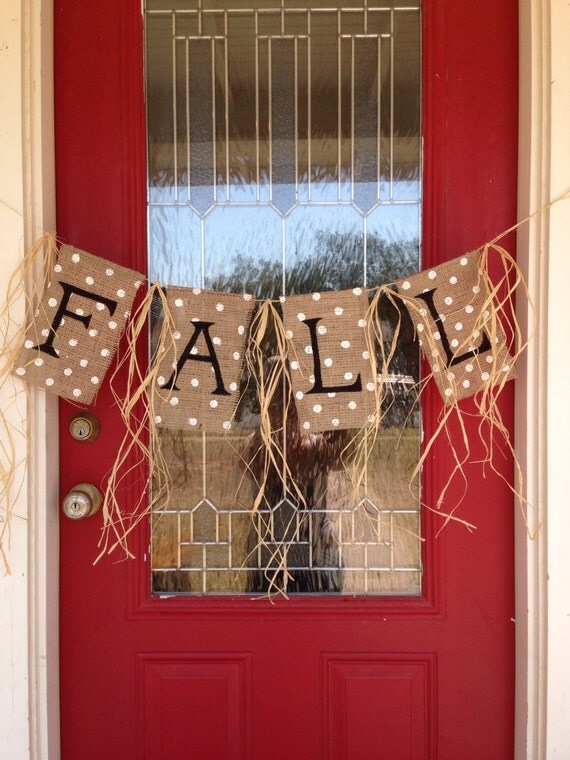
[146, 1, 422, 594]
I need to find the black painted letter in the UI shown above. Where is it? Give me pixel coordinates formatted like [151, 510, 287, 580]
[162, 320, 229, 395]
[302, 317, 362, 395]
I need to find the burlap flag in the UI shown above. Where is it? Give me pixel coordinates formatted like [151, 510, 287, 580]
[13, 245, 144, 404]
[395, 251, 515, 402]
[281, 289, 376, 432]
[153, 288, 255, 432]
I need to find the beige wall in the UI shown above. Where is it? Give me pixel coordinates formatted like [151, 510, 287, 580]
[1, 0, 570, 757]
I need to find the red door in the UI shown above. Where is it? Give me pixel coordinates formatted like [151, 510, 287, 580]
[56, 1, 517, 758]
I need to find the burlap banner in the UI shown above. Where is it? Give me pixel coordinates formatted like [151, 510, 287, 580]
[9, 242, 519, 420]
[153, 287, 255, 432]
[394, 250, 515, 402]
[13, 245, 144, 404]
[281, 288, 376, 432]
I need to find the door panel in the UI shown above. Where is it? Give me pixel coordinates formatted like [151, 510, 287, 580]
[56, 1, 517, 758]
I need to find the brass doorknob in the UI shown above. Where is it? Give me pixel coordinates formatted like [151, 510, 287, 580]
[62, 483, 102, 520]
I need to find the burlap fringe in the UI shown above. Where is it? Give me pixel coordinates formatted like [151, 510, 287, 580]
[0, 232, 59, 574]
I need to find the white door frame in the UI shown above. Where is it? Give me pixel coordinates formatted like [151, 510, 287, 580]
[1, 0, 568, 756]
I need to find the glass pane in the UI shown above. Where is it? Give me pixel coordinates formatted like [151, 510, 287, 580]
[146, 1, 422, 595]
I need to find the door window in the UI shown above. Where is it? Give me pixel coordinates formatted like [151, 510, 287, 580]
[146, 0, 422, 594]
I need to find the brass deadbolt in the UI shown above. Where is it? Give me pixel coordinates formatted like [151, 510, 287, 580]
[69, 412, 101, 442]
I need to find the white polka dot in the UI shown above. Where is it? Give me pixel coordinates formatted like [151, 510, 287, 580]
[309, 374, 315, 383]
[215, 303, 224, 312]
[466, 363, 474, 373]
[460, 257, 468, 266]
[155, 416, 162, 424]
[72, 388, 82, 397]
[352, 287, 362, 296]
[105, 268, 114, 276]
[229, 382, 238, 392]
[285, 330, 293, 339]
[317, 325, 327, 335]
[295, 391, 304, 400]
[243, 293, 252, 302]
[366, 382, 375, 391]
[108, 321, 117, 330]
[134, 280, 142, 289]
[462, 379, 470, 389]
[358, 319, 366, 328]
[189, 418, 198, 426]
[15, 367, 26, 376]
[279, 296, 286, 304]
[124, 311, 130, 319]
[45, 377, 54, 386]
[222, 421, 232, 431]
[96, 302, 105, 311]
[481, 372, 490, 381]
[54, 264, 62, 273]
[213, 337, 222, 345]
[157, 376, 165, 386]
[237, 325, 245, 335]
[191, 378, 199, 387]
[312, 292, 321, 301]
[48, 298, 57, 308]
[486, 355, 494, 364]
[313, 404, 322, 413]
[209, 399, 218, 408]
[192, 288, 202, 295]
[502, 364, 510, 373]
[233, 352, 240, 361]
[340, 340, 350, 349]
[344, 372, 353, 380]
[433, 331, 441, 341]
[64, 368, 73, 376]
[451, 339, 459, 348]
[447, 371, 456, 380]
[332, 418, 340, 427]
[401, 281, 411, 290]
[362, 350, 370, 360]
[472, 285, 480, 294]
[449, 276, 458, 285]
[85, 276, 94, 286]
[428, 270, 437, 280]
[444, 297, 453, 306]
[324, 358, 333, 367]
[88, 329, 98, 337]
[79, 359, 88, 368]
[75, 308, 84, 316]
[297, 312, 306, 321]
[174, 298, 183, 307]
[101, 348, 110, 357]
[334, 307, 344, 316]
[417, 324, 424, 333]
[465, 304, 474, 314]
[303, 421, 310, 430]
[90, 376, 100, 385]
[173, 331, 181, 340]
[71, 253, 80, 263]
[348, 401, 357, 410]
[169, 397, 179, 406]
[445, 388, 453, 397]
[304, 346, 313, 355]
[116, 289, 125, 298]
[190, 347, 198, 355]
[327, 392, 336, 398]
[41, 329, 49, 337]
[455, 322, 463, 331]
[34, 357, 44, 366]
[24, 339, 34, 349]
[290, 361, 299, 371]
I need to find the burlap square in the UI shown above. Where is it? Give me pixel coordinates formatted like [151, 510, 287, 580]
[154, 288, 255, 432]
[13, 245, 144, 404]
[395, 251, 515, 402]
[281, 289, 376, 432]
